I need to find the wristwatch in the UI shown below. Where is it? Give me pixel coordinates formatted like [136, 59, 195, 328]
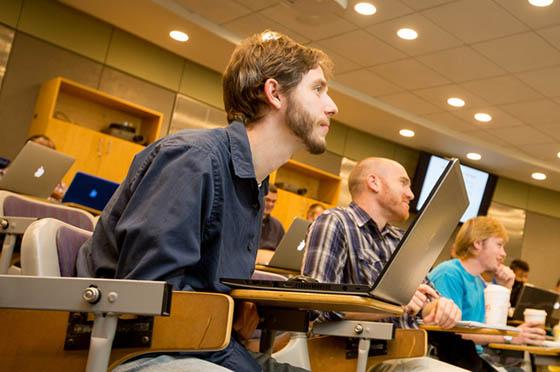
[503, 335, 513, 344]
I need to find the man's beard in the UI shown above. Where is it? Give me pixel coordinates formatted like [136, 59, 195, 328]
[285, 95, 327, 155]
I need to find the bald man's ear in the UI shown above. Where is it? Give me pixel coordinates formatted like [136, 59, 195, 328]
[366, 174, 381, 193]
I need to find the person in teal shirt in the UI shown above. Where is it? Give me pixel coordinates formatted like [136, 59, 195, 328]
[429, 216, 546, 371]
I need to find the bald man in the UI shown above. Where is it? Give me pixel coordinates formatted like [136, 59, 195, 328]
[303, 157, 461, 328]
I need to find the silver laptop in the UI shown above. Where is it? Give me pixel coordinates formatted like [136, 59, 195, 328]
[0, 141, 74, 198]
[372, 158, 469, 305]
[223, 159, 469, 306]
[267, 218, 311, 271]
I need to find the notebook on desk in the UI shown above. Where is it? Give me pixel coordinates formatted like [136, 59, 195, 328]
[0, 141, 74, 198]
[223, 158, 469, 306]
[62, 172, 119, 212]
[266, 217, 311, 271]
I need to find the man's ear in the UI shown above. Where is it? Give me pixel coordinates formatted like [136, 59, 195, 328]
[366, 174, 381, 193]
[472, 240, 483, 254]
[263, 78, 283, 110]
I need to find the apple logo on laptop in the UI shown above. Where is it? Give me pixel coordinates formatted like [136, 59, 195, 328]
[34, 166, 45, 178]
[89, 189, 98, 198]
[296, 240, 305, 251]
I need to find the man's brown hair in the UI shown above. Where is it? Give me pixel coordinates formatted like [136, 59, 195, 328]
[454, 216, 509, 258]
[223, 31, 333, 125]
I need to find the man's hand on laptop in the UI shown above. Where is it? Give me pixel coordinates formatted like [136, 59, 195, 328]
[422, 297, 461, 329]
[404, 284, 438, 316]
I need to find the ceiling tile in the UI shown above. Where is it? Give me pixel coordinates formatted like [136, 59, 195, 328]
[417, 46, 504, 83]
[423, 112, 475, 132]
[422, 0, 528, 43]
[340, 0, 414, 28]
[485, 125, 551, 146]
[473, 32, 560, 73]
[176, 0, 251, 24]
[334, 69, 403, 97]
[450, 106, 525, 129]
[493, 0, 560, 29]
[318, 30, 406, 67]
[461, 129, 512, 148]
[536, 124, 560, 142]
[369, 59, 449, 89]
[538, 25, 560, 50]
[461, 75, 542, 105]
[518, 143, 560, 161]
[366, 13, 463, 56]
[500, 99, 560, 125]
[223, 13, 309, 43]
[413, 84, 489, 110]
[400, 0, 457, 11]
[233, 0, 278, 11]
[377, 92, 442, 115]
[308, 42, 361, 74]
[517, 66, 560, 98]
[260, 3, 356, 41]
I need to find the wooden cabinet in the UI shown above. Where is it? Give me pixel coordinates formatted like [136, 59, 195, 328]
[29, 77, 163, 184]
[270, 160, 341, 229]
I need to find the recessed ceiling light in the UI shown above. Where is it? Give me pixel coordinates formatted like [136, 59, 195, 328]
[528, 0, 553, 7]
[169, 30, 189, 42]
[531, 172, 547, 181]
[447, 97, 465, 107]
[466, 152, 482, 161]
[399, 129, 415, 137]
[397, 28, 418, 40]
[354, 2, 377, 15]
[474, 112, 492, 122]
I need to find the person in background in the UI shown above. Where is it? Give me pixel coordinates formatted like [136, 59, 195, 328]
[429, 216, 545, 371]
[256, 185, 285, 265]
[0, 134, 67, 201]
[305, 203, 325, 222]
[509, 258, 530, 307]
[77, 30, 338, 372]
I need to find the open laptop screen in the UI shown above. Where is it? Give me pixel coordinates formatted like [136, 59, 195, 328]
[372, 158, 469, 305]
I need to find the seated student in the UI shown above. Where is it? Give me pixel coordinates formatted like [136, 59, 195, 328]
[509, 258, 530, 306]
[429, 216, 545, 371]
[303, 157, 463, 370]
[256, 185, 285, 265]
[76, 31, 338, 372]
[305, 203, 325, 222]
[0, 134, 67, 201]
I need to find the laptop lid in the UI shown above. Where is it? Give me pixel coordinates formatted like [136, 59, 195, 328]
[62, 172, 119, 212]
[371, 158, 469, 305]
[512, 284, 559, 327]
[267, 218, 312, 271]
[0, 141, 74, 198]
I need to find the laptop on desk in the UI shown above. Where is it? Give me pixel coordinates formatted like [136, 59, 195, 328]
[62, 172, 119, 213]
[265, 218, 311, 272]
[0, 141, 74, 198]
[512, 284, 559, 327]
[222, 158, 469, 306]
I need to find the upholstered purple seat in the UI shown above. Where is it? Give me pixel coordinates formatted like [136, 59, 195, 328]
[3, 194, 94, 231]
[56, 224, 92, 277]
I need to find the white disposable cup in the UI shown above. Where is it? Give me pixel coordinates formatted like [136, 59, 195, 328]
[524, 308, 547, 326]
[484, 284, 511, 326]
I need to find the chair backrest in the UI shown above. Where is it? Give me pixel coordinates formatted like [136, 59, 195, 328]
[21, 218, 92, 277]
[0, 190, 95, 231]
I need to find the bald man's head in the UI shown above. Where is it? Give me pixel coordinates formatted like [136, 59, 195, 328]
[348, 158, 406, 198]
